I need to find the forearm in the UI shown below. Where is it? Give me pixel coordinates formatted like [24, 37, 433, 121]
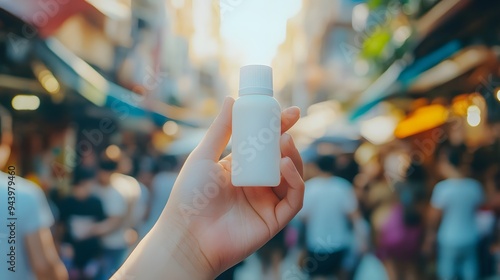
[32, 255, 68, 280]
[90, 217, 123, 237]
[113, 211, 215, 280]
[33, 268, 53, 280]
[428, 217, 440, 235]
[425, 208, 441, 246]
[51, 260, 69, 280]
[425, 228, 437, 244]
[350, 210, 369, 250]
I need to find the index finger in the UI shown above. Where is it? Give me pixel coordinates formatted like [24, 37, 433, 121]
[191, 96, 234, 161]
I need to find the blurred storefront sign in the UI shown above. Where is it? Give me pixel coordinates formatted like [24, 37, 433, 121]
[1, 0, 92, 38]
[395, 104, 448, 139]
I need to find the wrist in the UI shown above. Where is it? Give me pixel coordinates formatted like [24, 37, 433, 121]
[113, 211, 216, 280]
[155, 207, 216, 279]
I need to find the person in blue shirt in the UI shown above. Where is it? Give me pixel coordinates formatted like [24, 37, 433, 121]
[425, 145, 484, 280]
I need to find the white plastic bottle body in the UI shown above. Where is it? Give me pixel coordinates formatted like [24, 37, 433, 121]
[231, 95, 281, 186]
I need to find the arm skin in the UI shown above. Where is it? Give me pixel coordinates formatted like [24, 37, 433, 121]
[423, 206, 442, 255]
[349, 210, 369, 253]
[89, 216, 125, 237]
[113, 97, 305, 279]
[25, 228, 68, 280]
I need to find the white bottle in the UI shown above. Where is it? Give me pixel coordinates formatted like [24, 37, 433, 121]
[232, 65, 281, 187]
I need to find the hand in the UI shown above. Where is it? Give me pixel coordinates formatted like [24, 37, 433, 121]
[165, 96, 304, 275]
[114, 97, 304, 280]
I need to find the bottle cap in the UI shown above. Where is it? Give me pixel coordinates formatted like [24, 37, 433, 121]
[239, 65, 273, 96]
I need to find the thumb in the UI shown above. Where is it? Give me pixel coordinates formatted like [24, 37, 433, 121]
[191, 96, 234, 161]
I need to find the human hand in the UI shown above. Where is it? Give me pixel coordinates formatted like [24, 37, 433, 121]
[164, 96, 304, 277]
[114, 97, 304, 280]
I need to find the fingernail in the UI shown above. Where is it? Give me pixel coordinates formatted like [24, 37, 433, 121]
[282, 133, 293, 145]
[286, 106, 300, 113]
[283, 156, 293, 169]
[221, 96, 234, 111]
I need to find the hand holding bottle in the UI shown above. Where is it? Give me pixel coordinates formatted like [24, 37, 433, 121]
[113, 96, 304, 280]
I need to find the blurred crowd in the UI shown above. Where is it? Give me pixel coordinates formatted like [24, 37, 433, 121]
[47, 146, 182, 279]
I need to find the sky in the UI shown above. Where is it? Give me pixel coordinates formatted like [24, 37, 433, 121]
[220, 0, 302, 65]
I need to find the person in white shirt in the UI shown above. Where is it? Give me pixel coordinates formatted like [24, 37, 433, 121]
[426, 146, 484, 280]
[89, 159, 130, 280]
[0, 172, 68, 280]
[298, 155, 367, 279]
